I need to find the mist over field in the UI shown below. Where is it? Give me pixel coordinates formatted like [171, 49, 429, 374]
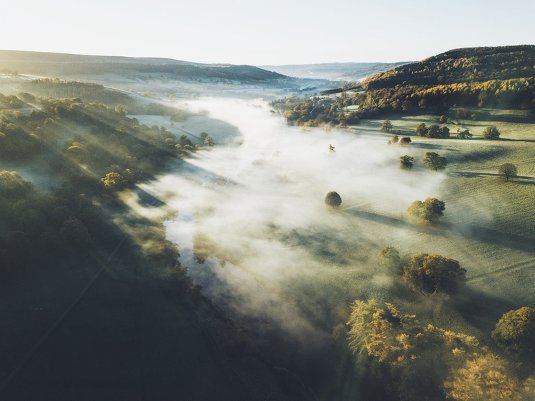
[1, 21, 534, 399]
[134, 98, 445, 335]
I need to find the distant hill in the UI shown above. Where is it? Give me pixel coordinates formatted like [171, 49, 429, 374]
[261, 62, 408, 81]
[274, 45, 535, 126]
[0, 50, 287, 83]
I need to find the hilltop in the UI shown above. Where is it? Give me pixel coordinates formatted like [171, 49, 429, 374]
[261, 61, 408, 81]
[0, 50, 287, 83]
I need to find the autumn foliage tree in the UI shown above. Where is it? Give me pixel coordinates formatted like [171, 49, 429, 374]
[347, 299, 529, 401]
[444, 354, 524, 401]
[492, 306, 535, 360]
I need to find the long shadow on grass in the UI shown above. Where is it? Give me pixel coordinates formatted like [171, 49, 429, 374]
[345, 208, 535, 253]
[450, 171, 535, 184]
[454, 287, 518, 335]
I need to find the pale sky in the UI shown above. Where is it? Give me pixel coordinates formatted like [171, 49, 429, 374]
[1, 0, 534, 65]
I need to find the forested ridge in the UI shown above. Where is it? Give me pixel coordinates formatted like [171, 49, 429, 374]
[273, 45, 535, 126]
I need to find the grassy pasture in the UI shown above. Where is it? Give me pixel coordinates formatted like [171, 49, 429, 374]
[282, 111, 535, 340]
[358, 113, 535, 305]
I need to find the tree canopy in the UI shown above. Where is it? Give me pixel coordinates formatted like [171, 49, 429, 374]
[403, 253, 466, 294]
[424, 152, 448, 171]
[325, 191, 342, 207]
[498, 163, 518, 181]
[492, 306, 535, 359]
[407, 198, 446, 224]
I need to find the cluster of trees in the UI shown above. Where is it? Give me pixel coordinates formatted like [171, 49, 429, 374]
[377, 247, 467, 305]
[271, 94, 361, 127]
[0, 88, 193, 295]
[0, 93, 215, 193]
[398, 153, 447, 171]
[415, 123, 450, 138]
[388, 135, 412, 145]
[378, 247, 465, 295]
[407, 197, 446, 224]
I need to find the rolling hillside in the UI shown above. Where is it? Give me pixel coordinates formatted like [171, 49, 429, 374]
[274, 45, 535, 126]
[261, 62, 408, 81]
[0, 50, 288, 83]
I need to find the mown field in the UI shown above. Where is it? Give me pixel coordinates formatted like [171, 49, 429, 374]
[363, 113, 534, 317]
[274, 111, 535, 343]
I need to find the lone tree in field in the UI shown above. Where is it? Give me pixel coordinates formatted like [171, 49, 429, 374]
[388, 135, 399, 144]
[498, 163, 518, 181]
[399, 137, 412, 145]
[400, 155, 414, 169]
[378, 246, 402, 274]
[483, 126, 501, 140]
[381, 120, 393, 132]
[492, 306, 535, 360]
[408, 197, 445, 224]
[325, 191, 342, 208]
[403, 253, 466, 294]
[424, 152, 447, 171]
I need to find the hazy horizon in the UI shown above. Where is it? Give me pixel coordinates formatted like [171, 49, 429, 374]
[2, 0, 534, 65]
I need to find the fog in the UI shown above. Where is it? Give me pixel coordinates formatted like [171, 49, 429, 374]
[139, 97, 445, 338]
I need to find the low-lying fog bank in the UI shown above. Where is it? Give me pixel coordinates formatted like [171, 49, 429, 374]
[137, 97, 445, 337]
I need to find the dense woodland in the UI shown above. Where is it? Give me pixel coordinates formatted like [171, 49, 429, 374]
[0, 87, 213, 288]
[273, 46, 535, 126]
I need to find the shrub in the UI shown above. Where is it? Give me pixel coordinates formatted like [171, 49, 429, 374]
[483, 126, 501, 140]
[400, 155, 414, 169]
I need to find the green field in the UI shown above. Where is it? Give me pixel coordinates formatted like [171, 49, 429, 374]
[357, 113, 535, 307]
